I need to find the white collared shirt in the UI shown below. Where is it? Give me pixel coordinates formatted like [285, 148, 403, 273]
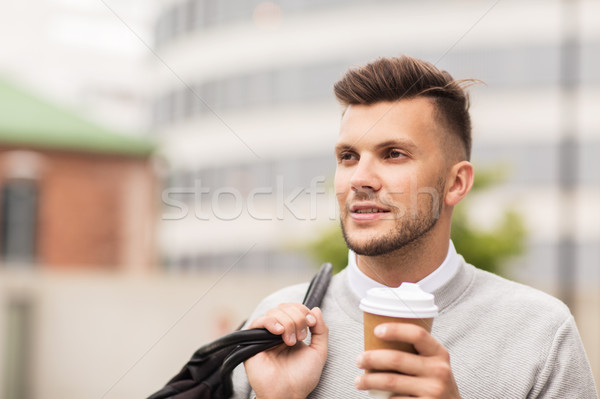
[347, 240, 460, 299]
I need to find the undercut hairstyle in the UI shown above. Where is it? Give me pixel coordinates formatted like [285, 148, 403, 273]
[333, 56, 474, 161]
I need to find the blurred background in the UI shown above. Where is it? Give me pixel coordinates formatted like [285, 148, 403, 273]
[0, 0, 598, 397]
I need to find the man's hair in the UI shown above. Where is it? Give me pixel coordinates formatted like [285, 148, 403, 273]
[333, 56, 474, 161]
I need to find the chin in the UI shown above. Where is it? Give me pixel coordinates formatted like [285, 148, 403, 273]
[344, 233, 391, 256]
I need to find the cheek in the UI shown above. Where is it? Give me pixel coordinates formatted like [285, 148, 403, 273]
[383, 174, 411, 197]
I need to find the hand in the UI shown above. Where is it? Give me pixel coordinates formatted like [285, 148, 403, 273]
[355, 323, 461, 399]
[244, 304, 328, 399]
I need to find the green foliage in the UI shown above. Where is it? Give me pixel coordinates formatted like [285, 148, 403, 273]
[451, 205, 526, 276]
[450, 168, 526, 276]
[306, 223, 348, 274]
[305, 167, 526, 276]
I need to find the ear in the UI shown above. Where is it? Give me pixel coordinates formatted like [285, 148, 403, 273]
[445, 161, 474, 206]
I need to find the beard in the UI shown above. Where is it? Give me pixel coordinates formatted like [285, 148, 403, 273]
[340, 178, 444, 257]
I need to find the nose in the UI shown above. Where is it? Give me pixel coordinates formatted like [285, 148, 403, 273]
[350, 156, 381, 192]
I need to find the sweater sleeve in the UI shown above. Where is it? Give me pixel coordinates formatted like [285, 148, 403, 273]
[528, 316, 598, 399]
[230, 363, 253, 399]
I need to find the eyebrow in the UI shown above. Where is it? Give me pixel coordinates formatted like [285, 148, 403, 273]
[374, 139, 418, 153]
[335, 139, 418, 155]
[334, 143, 353, 155]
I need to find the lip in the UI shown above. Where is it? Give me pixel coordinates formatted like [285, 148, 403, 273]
[349, 203, 391, 221]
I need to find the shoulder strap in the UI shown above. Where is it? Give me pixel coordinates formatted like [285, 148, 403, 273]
[302, 262, 333, 309]
[218, 262, 333, 397]
[193, 262, 333, 363]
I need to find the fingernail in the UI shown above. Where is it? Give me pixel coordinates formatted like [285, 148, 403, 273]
[354, 376, 361, 389]
[274, 323, 284, 333]
[374, 324, 386, 337]
[289, 332, 296, 344]
[306, 314, 316, 325]
[298, 328, 307, 341]
[355, 353, 364, 368]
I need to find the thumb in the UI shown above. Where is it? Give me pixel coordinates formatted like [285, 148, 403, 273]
[309, 307, 328, 362]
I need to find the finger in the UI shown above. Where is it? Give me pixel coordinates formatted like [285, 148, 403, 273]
[356, 349, 425, 376]
[305, 309, 317, 327]
[308, 307, 328, 363]
[278, 303, 312, 341]
[354, 371, 420, 397]
[265, 307, 299, 345]
[375, 323, 443, 357]
[247, 315, 285, 335]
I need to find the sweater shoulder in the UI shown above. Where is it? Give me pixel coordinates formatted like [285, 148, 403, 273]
[262, 281, 310, 303]
[437, 264, 592, 398]
[245, 271, 347, 323]
[467, 264, 571, 322]
[245, 282, 310, 322]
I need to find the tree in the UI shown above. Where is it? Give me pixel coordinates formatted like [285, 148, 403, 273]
[305, 168, 526, 276]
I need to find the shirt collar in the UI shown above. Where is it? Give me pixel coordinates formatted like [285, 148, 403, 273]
[347, 240, 460, 299]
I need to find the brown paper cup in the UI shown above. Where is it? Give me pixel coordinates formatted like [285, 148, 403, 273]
[359, 283, 438, 399]
[363, 312, 434, 354]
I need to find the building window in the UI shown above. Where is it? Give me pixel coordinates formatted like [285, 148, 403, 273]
[0, 180, 38, 264]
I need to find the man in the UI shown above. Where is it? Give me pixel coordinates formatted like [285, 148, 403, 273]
[231, 56, 598, 398]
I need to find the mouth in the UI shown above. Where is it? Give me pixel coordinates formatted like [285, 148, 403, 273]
[352, 208, 389, 214]
[349, 204, 391, 216]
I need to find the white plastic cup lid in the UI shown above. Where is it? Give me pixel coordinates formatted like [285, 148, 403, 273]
[359, 282, 438, 318]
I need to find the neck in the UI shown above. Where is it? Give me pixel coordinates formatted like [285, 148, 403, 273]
[355, 226, 450, 287]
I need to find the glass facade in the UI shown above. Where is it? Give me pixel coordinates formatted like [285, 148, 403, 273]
[152, 42, 600, 126]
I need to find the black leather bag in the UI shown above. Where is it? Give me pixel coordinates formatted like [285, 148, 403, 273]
[147, 263, 333, 399]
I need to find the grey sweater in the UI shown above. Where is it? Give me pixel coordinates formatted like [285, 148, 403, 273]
[232, 258, 598, 398]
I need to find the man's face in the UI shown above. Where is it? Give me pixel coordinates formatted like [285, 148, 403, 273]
[334, 98, 448, 256]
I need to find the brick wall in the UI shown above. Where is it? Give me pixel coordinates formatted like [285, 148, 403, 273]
[0, 147, 156, 270]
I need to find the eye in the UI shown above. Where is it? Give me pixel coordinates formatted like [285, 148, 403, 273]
[338, 151, 357, 163]
[388, 149, 405, 159]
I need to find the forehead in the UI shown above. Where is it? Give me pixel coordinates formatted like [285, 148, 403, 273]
[337, 98, 443, 151]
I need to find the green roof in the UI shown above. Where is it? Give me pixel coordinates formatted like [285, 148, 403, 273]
[0, 78, 154, 157]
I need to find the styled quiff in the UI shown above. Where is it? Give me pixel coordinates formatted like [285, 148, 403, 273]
[333, 56, 473, 161]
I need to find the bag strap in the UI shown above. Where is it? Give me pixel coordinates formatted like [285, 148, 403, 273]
[218, 262, 333, 397]
[190, 262, 333, 364]
[302, 262, 333, 309]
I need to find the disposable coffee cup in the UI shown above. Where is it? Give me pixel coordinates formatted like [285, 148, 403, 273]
[359, 283, 438, 399]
